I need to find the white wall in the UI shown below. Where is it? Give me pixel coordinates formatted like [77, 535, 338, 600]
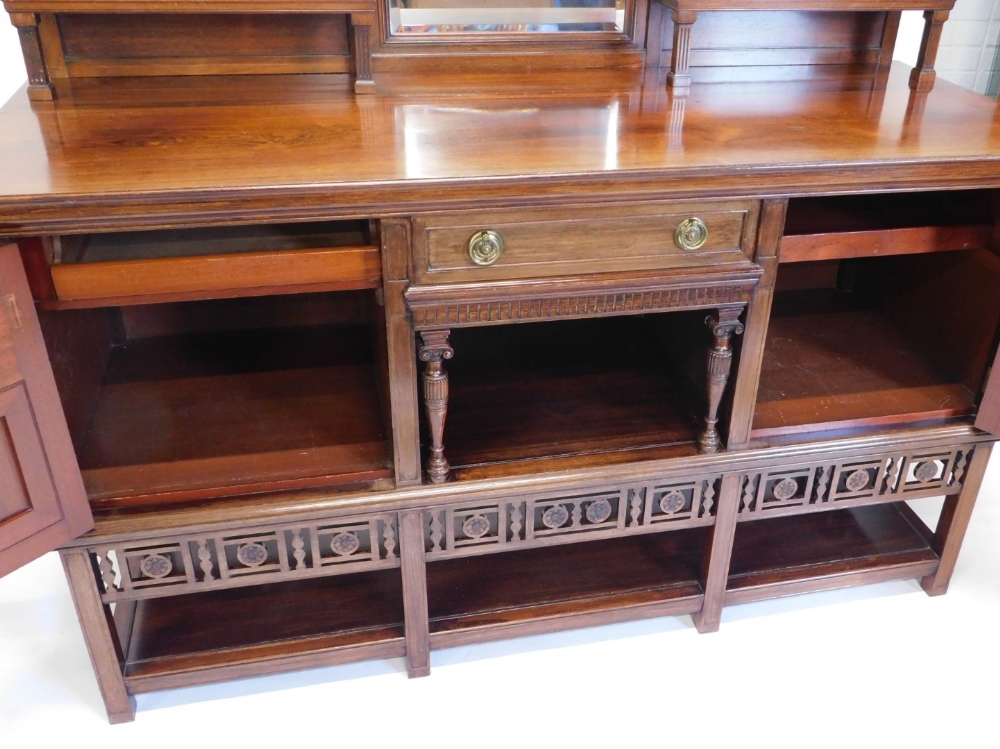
[896, 4, 1000, 94]
[1, 15, 27, 105]
[936, 0, 1000, 93]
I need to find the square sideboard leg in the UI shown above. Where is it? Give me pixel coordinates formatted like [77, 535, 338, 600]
[60, 549, 136, 724]
[693, 474, 742, 634]
[400, 510, 431, 678]
[921, 443, 993, 597]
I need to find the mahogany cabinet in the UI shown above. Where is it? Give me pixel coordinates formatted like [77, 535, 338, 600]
[2, 4, 1000, 724]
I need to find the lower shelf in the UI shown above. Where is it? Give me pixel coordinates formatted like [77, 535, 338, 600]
[77, 323, 393, 505]
[752, 305, 976, 438]
[726, 503, 938, 605]
[122, 570, 405, 692]
[427, 529, 707, 647]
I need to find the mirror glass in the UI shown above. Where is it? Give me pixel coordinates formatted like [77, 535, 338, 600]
[388, 0, 626, 35]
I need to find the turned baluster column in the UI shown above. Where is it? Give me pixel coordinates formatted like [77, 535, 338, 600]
[697, 308, 745, 454]
[418, 330, 453, 484]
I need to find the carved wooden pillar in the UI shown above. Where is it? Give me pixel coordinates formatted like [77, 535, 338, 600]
[10, 13, 55, 101]
[418, 330, 453, 484]
[921, 443, 993, 596]
[693, 473, 742, 634]
[667, 9, 697, 90]
[60, 549, 136, 723]
[399, 510, 431, 677]
[697, 307, 744, 454]
[909, 10, 949, 92]
[350, 13, 376, 94]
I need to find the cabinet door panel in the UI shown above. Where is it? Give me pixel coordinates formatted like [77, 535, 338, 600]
[0, 243, 92, 577]
[976, 346, 1000, 437]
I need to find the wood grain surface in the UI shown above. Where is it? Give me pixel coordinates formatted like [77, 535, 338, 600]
[2, 65, 1000, 234]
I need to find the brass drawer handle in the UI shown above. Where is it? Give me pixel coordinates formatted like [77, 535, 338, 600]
[674, 217, 709, 251]
[468, 229, 504, 266]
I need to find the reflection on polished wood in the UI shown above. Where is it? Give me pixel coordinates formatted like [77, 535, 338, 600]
[2, 63, 1000, 233]
[1, 4, 1000, 722]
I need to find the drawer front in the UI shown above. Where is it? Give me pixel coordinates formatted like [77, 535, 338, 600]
[412, 200, 760, 284]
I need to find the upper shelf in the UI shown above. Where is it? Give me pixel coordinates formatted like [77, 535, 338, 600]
[781, 192, 996, 263]
[29, 221, 381, 307]
[4, 2, 378, 100]
[3, 0, 372, 8]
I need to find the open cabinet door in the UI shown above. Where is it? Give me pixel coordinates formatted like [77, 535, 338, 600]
[976, 346, 1000, 437]
[0, 243, 92, 577]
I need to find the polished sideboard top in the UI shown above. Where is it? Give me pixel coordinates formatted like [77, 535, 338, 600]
[1, 64, 1000, 235]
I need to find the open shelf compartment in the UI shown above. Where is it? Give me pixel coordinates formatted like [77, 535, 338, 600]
[121, 569, 405, 692]
[752, 243, 1000, 439]
[426, 528, 707, 647]
[37, 220, 380, 305]
[780, 191, 995, 264]
[41, 291, 393, 507]
[441, 314, 707, 479]
[725, 502, 939, 605]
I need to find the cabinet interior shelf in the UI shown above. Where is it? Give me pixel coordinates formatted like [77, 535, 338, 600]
[44, 221, 380, 306]
[752, 298, 978, 437]
[122, 570, 405, 693]
[780, 193, 994, 264]
[752, 247, 1000, 439]
[444, 316, 704, 480]
[427, 529, 707, 646]
[43, 293, 393, 507]
[726, 503, 938, 605]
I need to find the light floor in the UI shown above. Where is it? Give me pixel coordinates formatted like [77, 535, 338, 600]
[2, 455, 999, 747]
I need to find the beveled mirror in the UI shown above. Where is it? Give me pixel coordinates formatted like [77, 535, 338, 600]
[388, 0, 628, 36]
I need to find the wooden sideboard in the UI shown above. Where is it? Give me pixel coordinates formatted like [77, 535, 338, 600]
[2, 4, 1000, 724]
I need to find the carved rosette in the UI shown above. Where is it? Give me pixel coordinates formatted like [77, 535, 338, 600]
[542, 504, 570, 529]
[586, 498, 612, 524]
[236, 542, 268, 567]
[462, 514, 491, 539]
[330, 531, 362, 557]
[845, 469, 870, 492]
[772, 478, 799, 501]
[418, 330, 454, 484]
[915, 461, 939, 484]
[139, 554, 173, 579]
[659, 490, 686, 515]
[697, 308, 745, 454]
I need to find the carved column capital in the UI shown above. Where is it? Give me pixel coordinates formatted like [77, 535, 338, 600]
[418, 330, 454, 362]
[705, 308, 745, 339]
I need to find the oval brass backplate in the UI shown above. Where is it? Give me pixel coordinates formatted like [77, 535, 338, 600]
[674, 217, 709, 251]
[468, 229, 504, 266]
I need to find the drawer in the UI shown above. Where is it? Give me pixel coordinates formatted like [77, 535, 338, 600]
[412, 200, 760, 284]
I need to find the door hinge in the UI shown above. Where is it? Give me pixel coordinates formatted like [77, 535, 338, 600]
[4, 294, 22, 330]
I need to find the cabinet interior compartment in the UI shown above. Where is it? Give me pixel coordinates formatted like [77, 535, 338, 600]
[120, 569, 405, 691]
[752, 234, 1000, 439]
[439, 314, 708, 479]
[780, 191, 995, 264]
[726, 502, 938, 605]
[40, 291, 393, 507]
[426, 529, 707, 644]
[35, 220, 379, 305]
